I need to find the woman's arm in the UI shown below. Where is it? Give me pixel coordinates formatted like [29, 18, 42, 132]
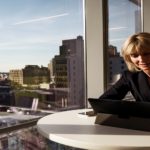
[99, 73, 130, 100]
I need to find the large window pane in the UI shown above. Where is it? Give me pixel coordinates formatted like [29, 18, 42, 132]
[107, 0, 141, 88]
[0, 0, 85, 111]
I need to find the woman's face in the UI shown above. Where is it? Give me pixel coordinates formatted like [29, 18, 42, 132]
[130, 52, 150, 71]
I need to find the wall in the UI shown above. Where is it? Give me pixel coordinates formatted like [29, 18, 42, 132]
[85, 0, 105, 99]
[143, 0, 150, 32]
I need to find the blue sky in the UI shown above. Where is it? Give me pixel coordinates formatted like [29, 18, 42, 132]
[109, 0, 141, 52]
[0, 0, 84, 72]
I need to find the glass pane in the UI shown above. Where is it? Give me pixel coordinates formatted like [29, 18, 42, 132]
[0, 0, 85, 112]
[107, 0, 141, 87]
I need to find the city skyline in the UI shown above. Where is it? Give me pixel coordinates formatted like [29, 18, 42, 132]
[0, 0, 141, 73]
[0, 0, 84, 72]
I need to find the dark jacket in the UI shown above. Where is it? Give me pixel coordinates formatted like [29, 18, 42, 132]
[99, 70, 150, 102]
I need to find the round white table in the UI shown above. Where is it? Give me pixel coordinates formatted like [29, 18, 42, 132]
[37, 109, 150, 150]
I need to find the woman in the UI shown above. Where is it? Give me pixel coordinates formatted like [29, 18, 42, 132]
[99, 32, 150, 102]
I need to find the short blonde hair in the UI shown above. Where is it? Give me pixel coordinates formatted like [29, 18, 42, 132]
[121, 32, 150, 72]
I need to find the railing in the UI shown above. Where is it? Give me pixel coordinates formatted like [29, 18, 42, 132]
[0, 118, 39, 135]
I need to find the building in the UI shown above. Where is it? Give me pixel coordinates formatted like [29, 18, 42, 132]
[108, 56, 127, 83]
[9, 70, 23, 85]
[108, 45, 127, 84]
[52, 36, 85, 108]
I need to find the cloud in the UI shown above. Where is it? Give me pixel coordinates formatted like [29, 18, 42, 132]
[109, 26, 127, 31]
[110, 38, 126, 42]
[12, 13, 69, 25]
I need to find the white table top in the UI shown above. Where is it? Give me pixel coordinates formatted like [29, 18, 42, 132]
[37, 109, 150, 150]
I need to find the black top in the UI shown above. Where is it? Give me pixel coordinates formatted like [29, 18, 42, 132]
[99, 70, 150, 102]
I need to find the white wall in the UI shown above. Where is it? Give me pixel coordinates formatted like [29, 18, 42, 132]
[85, 0, 105, 99]
[143, 0, 150, 32]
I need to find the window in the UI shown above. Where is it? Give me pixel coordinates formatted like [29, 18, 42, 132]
[107, 0, 142, 86]
[0, 0, 85, 111]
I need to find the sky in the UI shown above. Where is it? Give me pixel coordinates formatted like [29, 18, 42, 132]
[108, 0, 141, 52]
[0, 0, 84, 72]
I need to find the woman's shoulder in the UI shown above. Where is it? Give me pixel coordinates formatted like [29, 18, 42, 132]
[121, 70, 140, 79]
